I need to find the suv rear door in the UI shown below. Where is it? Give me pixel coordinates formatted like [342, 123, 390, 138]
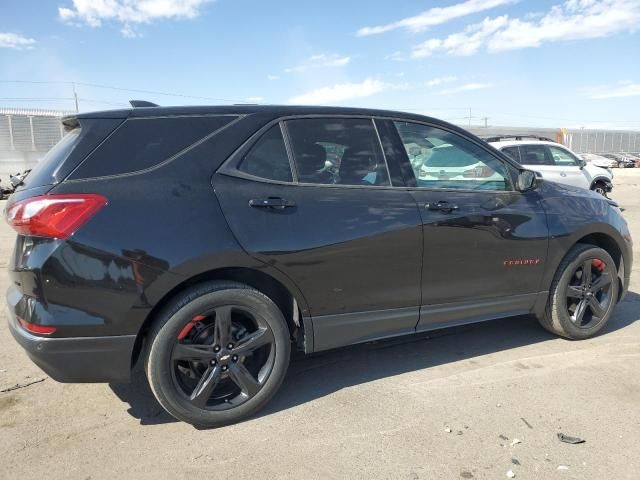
[390, 121, 549, 331]
[214, 117, 424, 351]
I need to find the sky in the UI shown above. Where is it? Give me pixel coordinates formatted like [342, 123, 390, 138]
[1, 0, 639, 129]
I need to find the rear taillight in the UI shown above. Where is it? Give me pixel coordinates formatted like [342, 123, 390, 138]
[5, 194, 107, 239]
[18, 318, 57, 335]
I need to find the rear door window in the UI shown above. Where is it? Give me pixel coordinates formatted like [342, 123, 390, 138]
[520, 145, 553, 165]
[285, 118, 390, 186]
[71, 115, 237, 179]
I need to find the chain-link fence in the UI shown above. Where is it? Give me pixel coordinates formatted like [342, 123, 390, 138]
[0, 108, 68, 153]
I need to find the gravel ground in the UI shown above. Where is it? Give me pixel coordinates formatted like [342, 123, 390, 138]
[1, 170, 639, 480]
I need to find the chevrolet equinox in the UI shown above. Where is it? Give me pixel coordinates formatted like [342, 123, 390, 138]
[5, 104, 633, 426]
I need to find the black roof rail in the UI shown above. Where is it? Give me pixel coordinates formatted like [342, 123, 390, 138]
[129, 100, 159, 108]
[481, 135, 555, 143]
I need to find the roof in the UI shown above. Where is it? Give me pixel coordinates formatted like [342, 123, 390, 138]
[70, 104, 453, 124]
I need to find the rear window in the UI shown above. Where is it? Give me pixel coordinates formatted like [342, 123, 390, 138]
[70, 115, 237, 179]
[19, 117, 123, 190]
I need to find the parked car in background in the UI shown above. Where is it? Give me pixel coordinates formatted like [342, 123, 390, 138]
[580, 153, 618, 169]
[602, 153, 636, 168]
[485, 136, 614, 196]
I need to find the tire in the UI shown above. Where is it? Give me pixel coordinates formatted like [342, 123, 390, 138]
[145, 281, 291, 427]
[591, 181, 607, 197]
[539, 244, 619, 339]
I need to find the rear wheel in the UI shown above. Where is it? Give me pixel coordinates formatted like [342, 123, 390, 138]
[145, 281, 290, 427]
[539, 244, 618, 339]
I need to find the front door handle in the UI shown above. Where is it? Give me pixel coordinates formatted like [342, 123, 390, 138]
[249, 197, 296, 209]
[426, 201, 459, 213]
[560, 171, 567, 177]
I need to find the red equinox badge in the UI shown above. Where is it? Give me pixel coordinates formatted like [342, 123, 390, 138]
[503, 258, 541, 266]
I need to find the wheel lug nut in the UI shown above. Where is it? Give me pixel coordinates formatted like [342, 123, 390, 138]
[222, 365, 228, 371]
[227, 343, 234, 349]
[232, 355, 238, 362]
[210, 359, 216, 365]
[214, 346, 221, 352]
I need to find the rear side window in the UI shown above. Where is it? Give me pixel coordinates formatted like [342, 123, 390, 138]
[285, 118, 390, 186]
[238, 125, 292, 182]
[71, 115, 236, 179]
[501, 146, 521, 163]
[20, 118, 123, 190]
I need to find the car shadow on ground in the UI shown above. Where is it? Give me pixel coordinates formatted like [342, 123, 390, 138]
[109, 291, 640, 427]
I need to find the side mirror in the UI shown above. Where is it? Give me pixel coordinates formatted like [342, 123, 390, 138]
[578, 159, 586, 169]
[517, 169, 538, 192]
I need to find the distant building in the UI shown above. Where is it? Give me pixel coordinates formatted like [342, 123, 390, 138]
[0, 107, 71, 180]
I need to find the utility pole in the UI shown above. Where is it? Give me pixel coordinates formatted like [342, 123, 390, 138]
[482, 116, 489, 128]
[469, 108, 472, 128]
[72, 82, 79, 112]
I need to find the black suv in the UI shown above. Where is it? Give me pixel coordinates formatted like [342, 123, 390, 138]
[5, 105, 632, 426]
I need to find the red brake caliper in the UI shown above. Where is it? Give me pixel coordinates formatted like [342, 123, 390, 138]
[592, 259, 606, 272]
[177, 315, 206, 340]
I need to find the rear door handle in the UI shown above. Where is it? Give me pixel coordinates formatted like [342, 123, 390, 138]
[426, 201, 459, 213]
[249, 197, 296, 209]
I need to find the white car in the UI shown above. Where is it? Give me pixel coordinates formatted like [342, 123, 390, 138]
[580, 153, 618, 169]
[485, 136, 613, 196]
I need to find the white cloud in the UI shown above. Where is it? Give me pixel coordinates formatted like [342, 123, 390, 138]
[589, 82, 640, 99]
[412, 0, 640, 57]
[357, 0, 513, 36]
[58, 0, 210, 36]
[285, 54, 351, 73]
[413, 16, 509, 57]
[267, 75, 280, 81]
[438, 82, 494, 95]
[288, 78, 386, 105]
[244, 96, 265, 103]
[425, 76, 458, 87]
[0, 32, 36, 49]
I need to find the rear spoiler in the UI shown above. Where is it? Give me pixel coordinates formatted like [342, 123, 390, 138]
[60, 99, 159, 129]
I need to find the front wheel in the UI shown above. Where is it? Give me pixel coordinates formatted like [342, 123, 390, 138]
[539, 244, 619, 339]
[145, 281, 291, 427]
[591, 181, 609, 197]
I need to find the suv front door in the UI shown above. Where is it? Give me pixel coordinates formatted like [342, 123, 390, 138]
[390, 120, 549, 331]
[215, 118, 424, 351]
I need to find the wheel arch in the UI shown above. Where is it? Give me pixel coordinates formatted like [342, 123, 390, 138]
[131, 267, 311, 368]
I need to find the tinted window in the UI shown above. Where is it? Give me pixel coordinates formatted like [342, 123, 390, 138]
[286, 118, 390, 186]
[394, 121, 509, 191]
[238, 125, 292, 182]
[548, 145, 579, 166]
[72, 115, 236, 178]
[501, 146, 521, 163]
[520, 145, 552, 165]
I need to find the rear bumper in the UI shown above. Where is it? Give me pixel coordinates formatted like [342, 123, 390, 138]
[7, 289, 135, 383]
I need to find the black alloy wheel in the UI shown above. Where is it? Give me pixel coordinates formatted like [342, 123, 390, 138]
[146, 281, 291, 427]
[565, 258, 613, 329]
[540, 244, 619, 339]
[171, 304, 275, 410]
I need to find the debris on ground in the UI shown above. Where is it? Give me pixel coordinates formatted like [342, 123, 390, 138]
[557, 433, 585, 444]
[510, 438, 521, 447]
[0, 378, 46, 393]
[520, 417, 533, 429]
[445, 427, 452, 433]
[511, 459, 520, 466]
[499, 434, 509, 440]
[506, 469, 516, 478]
[557, 465, 570, 471]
